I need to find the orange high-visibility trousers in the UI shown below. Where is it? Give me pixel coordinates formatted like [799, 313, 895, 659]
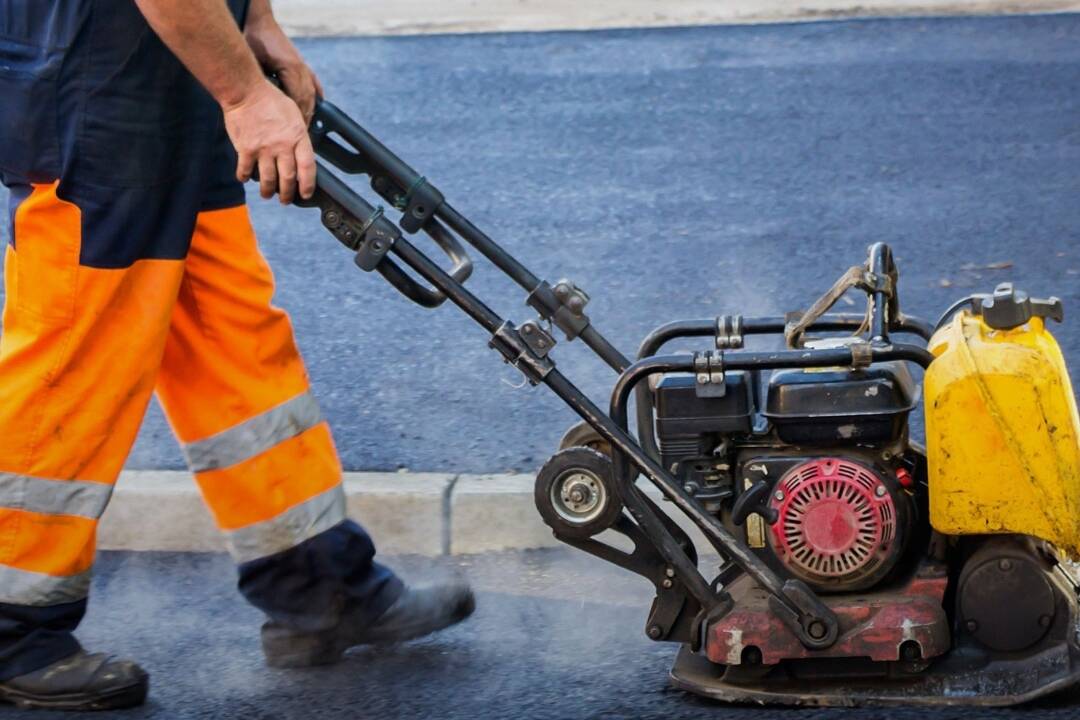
[0, 183, 400, 679]
[0, 181, 345, 595]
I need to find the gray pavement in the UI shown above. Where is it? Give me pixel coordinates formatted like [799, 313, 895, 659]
[268, 0, 1080, 36]
[0, 549, 1078, 719]
[2, 13, 1079, 477]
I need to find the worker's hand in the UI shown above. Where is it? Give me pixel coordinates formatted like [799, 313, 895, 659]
[244, 7, 323, 126]
[223, 80, 316, 204]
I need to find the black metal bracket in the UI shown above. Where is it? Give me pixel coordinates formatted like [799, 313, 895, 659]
[860, 269, 895, 296]
[519, 319, 556, 358]
[373, 174, 445, 234]
[850, 340, 874, 369]
[526, 279, 592, 341]
[715, 315, 744, 350]
[693, 351, 727, 398]
[313, 191, 397, 259]
[489, 321, 556, 385]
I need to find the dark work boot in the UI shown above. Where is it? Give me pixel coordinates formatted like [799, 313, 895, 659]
[0, 650, 148, 711]
[262, 583, 476, 668]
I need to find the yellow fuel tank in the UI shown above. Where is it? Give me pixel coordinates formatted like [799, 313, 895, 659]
[925, 311, 1080, 556]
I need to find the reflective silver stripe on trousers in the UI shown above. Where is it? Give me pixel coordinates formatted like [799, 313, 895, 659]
[0, 565, 92, 606]
[182, 391, 323, 473]
[222, 484, 346, 563]
[0, 473, 113, 519]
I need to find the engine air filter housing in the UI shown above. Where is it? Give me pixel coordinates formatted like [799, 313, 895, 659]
[768, 458, 902, 592]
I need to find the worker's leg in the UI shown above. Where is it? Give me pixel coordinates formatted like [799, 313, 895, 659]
[0, 182, 186, 681]
[154, 203, 403, 636]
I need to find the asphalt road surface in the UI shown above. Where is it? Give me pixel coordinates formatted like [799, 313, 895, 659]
[1, 13, 1079, 474]
[0, 548, 1076, 719]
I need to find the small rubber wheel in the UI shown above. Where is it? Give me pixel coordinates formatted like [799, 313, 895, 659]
[557, 421, 612, 457]
[535, 447, 623, 539]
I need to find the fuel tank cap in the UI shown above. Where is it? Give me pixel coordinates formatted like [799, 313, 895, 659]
[975, 283, 1063, 330]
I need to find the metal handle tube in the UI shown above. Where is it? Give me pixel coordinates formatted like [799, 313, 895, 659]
[733, 314, 933, 342]
[315, 100, 425, 192]
[867, 242, 895, 342]
[579, 325, 631, 373]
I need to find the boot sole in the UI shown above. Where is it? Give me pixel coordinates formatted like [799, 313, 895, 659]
[0, 677, 148, 711]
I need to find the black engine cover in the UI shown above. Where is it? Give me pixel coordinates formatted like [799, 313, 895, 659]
[764, 362, 917, 445]
[654, 372, 754, 469]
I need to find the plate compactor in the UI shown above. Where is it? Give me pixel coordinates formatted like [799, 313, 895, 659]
[295, 94, 1080, 707]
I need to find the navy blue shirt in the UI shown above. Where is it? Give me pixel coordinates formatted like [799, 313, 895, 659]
[0, 0, 250, 266]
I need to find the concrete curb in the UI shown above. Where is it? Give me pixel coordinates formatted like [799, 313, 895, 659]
[98, 470, 706, 557]
[273, 0, 1080, 37]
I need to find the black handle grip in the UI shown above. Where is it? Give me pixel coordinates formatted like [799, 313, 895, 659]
[372, 223, 473, 308]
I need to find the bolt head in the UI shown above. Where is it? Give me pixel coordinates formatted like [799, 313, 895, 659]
[875, 485, 887, 497]
[661, 579, 673, 589]
[647, 625, 663, 640]
[1040, 614, 1054, 628]
[807, 620, 828, 640]
[999, 558, 1013, 572]
[774, 490, 785, 501]
[965, 619, 979, 633]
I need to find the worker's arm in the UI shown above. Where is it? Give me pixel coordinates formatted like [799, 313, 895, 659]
[133, 0, 314, 203]
[244, 0, 323, 126]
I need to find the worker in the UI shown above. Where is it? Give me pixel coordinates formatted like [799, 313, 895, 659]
[0, 0, 474, 710]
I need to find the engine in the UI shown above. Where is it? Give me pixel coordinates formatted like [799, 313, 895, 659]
[654, 361, 922, 592]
